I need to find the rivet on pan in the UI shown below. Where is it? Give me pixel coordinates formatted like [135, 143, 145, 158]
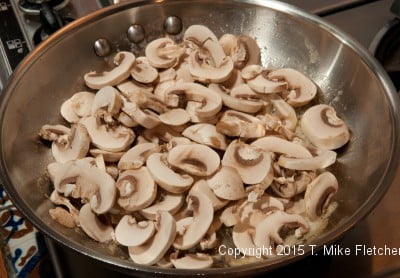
[127, 24, 145, 43]
[93, 38, 111, 57]
[164, 16, 182, 35]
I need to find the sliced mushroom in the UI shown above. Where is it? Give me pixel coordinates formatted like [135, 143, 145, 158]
[246, 69, 287, 94]
[216, 110, 265, 138]
[278, 149, 337, 170]
[70, 91, 95, 117]
[84, 51, 136, 89]
[173, 190, 214, 250]
[129, 211, 176, 265]
[167, 144, 220, 176]
[145, 38, 184, 69]
[78, 204, 114, 242]
[159, 68, 176, 83]
[49, 190, 79, 228]
[131, 57, 159, 84]
[143, 124, 181, 144]
[219, 34, 260, 69]
[39, 124, 70, 144]
[81, 116, 135, 152]
[271, 171, 316, 199]
[182, 123, 227, 150]
[91, 86, 122, 116]
[207, 166, 246, 200]
[251, 136, 312, 158]
[147, 153, 193, 193]
[115, 215, 155, 246]
[253, 210, 309, 250]
[159, 108, 191, 126]
[89, 149, 125, 163]
[116, 167, 157, 211]
[241, 64, 262, 80]
[304, 172, 338, 220]
[118, 111, 138, 128]
[60, 99, 79, 123]
[171, 253, 213, 269]
[51, 124, 90, 163]
[220, 203, 240, 227]
[175, 62, 194, 83]
[301, 104, 350, 150]
[140, 191, 184, 220]
[118, 142, 160, 170]
[222, 140, 271, 184]
[268, 68, 317, 107]
[190, 180, 229, 211]
[117, 80, 153, 100]
[272, 99, 297, 131]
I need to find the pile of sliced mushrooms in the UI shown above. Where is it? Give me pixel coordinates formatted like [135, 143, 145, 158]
[39, 25, 350, 268]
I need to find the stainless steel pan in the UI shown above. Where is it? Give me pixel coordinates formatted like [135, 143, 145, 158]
[1, 0, 399, 276]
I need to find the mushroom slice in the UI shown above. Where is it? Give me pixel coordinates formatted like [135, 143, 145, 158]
[304, 172, 338, 221]
[131, 57, 159, 84]
[117, 80, 153, 100]
[84, 51, 136, 89]
[147, 153, 193, 193]
[190, 180, 228, 211]
[143, 124, 181, 144]
[159, 108, 190, 126]
[129, 211, 176, 265]
[173, 191, 214, 250]
[115, 215, 155, 247]
[164, 82, 222, 118]
[253, 210, 309, 250]
[222, 140, 272, 184]
[268, 68, 317, 107]
[118, 143, 160, 170]
[70, 91, 95, 117]
[39, 124, 70, 144]
[78, 204, 113, 243]
[220, 34, 261, 69]
[49, 190, 79, 227]
[251, 136, 312, 158]
[232, 222, 258, 257]
[116, 167, 157, 211]
[121, 101, 160, 129]
[182, 123, 227, 150]
[246, 68, 288, 94]
[89, 149, 124, 163]
[118, 111, 138, 128]
[272, 99, 297, 131]
[278, 149, 337, 170]
[301, 104, 350, 150]
[171, 253, 213, 269]
[140, 192, 184, 220]
[220, 204, 240, 227]
[207, 166, 246, 200]
[145, 38, 184, 69]
[60, 99, 79, 123]
[216, 110, 265, 138]
[167, 144, 220, 176]
[51, 124, 90, 163]
[81, 116, 135, 152]
[54, 161, 116, 214]
[159, 68, 176, 83]
[91, 86, 122, 116]
[272, 171, 315, 198]
[241, 64, 263, 80]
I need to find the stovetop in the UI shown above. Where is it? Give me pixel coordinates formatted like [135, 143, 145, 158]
[1, 0, 400, 277]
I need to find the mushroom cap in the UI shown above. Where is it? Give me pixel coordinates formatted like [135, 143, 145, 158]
[216, 110, 265, 138]
[129, 211, 176, 265]
[301, 104, 350, 150]
[278, 149, 337, 170]
[167, 144, 220, 176]
[171, 253, 213, 269]
[207, 166, 246, 200]
[131, 57, 159, 84]
[115, 215, 155, 247]
[253, 210, 309, 249]
[173, 190, 214, 250]
[182, 123, 227, 150]
[116, 167, 157, 211]
[118, 142, 160, 170]
[159, 108, 191, 126]
[147, 153, 193, 193]
[140, 192, 184, 220]
[78, 204, 114, 243]
[51, 124, 90, 163]
[81, 116, 135, 152]
[91, 86, 122, 115]
[84, 51, 136, 89]
[304, 171, 338, 220]
[70, 91, 95, 117]
[190, 180, 229, 211]
[222, 140, 272, 184]
[89, 149, 125, 162]
[145, 38, 183, 69]
[268, 68, 317, 107]
[251, 136, 312, 158]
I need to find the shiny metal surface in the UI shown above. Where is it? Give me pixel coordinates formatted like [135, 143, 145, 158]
[93, 37, 111, 56]
[0, 0, 399, 276]
[163, 16, 183, 35]
[127, 24, 145, 43]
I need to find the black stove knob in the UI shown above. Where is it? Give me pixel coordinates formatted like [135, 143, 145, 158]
[18, 0, 69, 16]
[40, 2, 64, 34]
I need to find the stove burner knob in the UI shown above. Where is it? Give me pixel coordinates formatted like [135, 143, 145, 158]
[94, 38, 111, 57]
[164, 16, 182, 35]
[40, 2, 64, 34]
[127, 24, 145, 44]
